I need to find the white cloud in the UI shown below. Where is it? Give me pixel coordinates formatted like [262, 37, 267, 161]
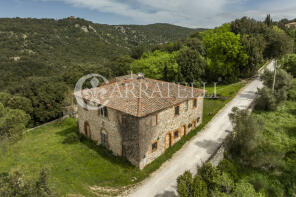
[46, 0, 296, 27]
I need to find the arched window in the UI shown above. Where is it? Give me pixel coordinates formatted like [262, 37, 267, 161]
[101, 129, 108, 148]
[84, 121, 91, 137]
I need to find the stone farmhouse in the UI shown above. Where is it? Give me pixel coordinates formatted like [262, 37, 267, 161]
[76, 74, 204, 169]
[285, 22, 296, 29]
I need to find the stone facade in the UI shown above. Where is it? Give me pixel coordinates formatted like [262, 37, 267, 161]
[77, 97, 204, 169]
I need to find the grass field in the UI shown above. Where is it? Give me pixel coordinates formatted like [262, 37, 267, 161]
[218, 99, 296, 196]
[0, 81, 246, 196]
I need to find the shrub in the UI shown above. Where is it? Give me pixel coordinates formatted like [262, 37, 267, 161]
[218, 159, 240, 181]
[288, 79, 296, 101]
[0, 169, 52, 197]
[232, 181, 264, 197]
[192, 176, 208, 197]
[255, 87, 277, 111]
[281, 54, 296, 77]
[177, 171, 193, 197]
[227, 107, 264, 166]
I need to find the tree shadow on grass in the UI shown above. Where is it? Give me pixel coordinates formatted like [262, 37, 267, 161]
[56, 126, 135, 169]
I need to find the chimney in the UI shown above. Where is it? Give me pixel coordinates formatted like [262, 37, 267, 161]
[137, 73, 145, 80]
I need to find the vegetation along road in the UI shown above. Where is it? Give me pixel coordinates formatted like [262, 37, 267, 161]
[128, 61, 275, 197]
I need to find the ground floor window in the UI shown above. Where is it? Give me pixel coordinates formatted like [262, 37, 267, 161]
[174, 130, 179, 139]
[101, 130, 108, 147]
[151, 141, 158, 152]
[84, 121, 91, 137]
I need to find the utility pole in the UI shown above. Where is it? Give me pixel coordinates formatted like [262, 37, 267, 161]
[272, 60, 277, 93]
[272, 59, 281, 93]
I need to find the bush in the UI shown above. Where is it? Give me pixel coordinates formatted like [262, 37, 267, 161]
[232, 181, 264, 197]
[227, 107, 264, 166]
[281, 54, 296, 77]
[177, 171, 193, 197]
[288, 79, 296, 101]
[218, 159, 240, 181]
[192, 176, 208, 197]
[255, 87, 277, 111]
[0, 169, 52, 197]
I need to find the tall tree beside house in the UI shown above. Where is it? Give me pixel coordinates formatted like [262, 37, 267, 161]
[202, 26, 249, 82]
[240, 34, 266, 77]
[130, 50, 179, 81]
[176, 47, 206, 84]
[263, 27, 294, 58]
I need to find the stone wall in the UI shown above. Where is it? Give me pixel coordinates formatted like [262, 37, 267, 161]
[77, 105, 123, 156]
[77, 96, 204, 169]
[138, 97, 204, 169]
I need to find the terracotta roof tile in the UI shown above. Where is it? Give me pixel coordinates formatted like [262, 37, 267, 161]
[75, 75, 204, 117]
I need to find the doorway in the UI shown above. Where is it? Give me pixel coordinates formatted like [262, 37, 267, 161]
[165, 132, 172, 150]
[84, 121, 91, 138]
[183, 125, 187, 136]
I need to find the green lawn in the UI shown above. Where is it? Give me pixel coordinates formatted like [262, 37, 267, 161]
[0, 81, 246, 196]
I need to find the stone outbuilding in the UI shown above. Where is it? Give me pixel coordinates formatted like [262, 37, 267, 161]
[75, 74, 204, 169]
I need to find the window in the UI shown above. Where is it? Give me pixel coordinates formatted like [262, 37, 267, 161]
[151, 114, 158, 126]
[188, 123, 192, 128]
[193, 120, 197, 128]
[99, 106, 108, 118]
[101, 130, 108, 147]
[83, 98, 88, 111]
[175, 105, 180, 116]
[151, 141, 158, 152]
[193, 98, 197, 108]
[174, 130, 179, 139]
[185, 101, 189, 111]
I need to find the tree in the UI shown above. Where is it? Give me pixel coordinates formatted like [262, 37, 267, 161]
[227, 107, 264, 166]
[232, 181, 264, 197]
[0, 92, 11, 106]
[177, 171, 193, 197]
[106, 55, 134, 77]
[177, 170, 208, 197]
[11, 77, 68, 124]
[241, 34, 266, 77]
[0, 103, 30, 137]
[176, 47, 206, 84]
[7, 95, 33, 115]
[255, 87, 277, 111]
[130, 45, 147, 59]
[130, 50, 179, 81]
[230, 17, 268, 35]
[202, 29, 249, 82]
[280, 54, 296, 77]
[263, 27, 293, 58]
[264, 14, 273, 27]
[261, 69, 293, 91]
[0, 169, 52, 197]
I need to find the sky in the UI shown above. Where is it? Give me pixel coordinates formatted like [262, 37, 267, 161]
[1, 0, 296, 28]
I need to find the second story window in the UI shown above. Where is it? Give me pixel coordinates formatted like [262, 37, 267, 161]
[99, 106, 108, 118]
[151, 114, 158, 126]
[175, 105, 180, 116]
